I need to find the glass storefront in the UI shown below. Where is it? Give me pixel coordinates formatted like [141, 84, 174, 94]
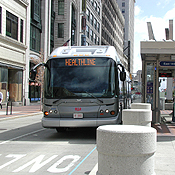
[0, 66, 22, 102]
[8, 69, 22, 102]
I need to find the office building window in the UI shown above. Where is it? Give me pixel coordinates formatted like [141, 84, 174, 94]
[94, 33, 96, 44]
[58, 0, 64, 15]
[90, 13, 93, 26]
[97, 22, 100, 33]
[97, 7, 100, 16]
[97, 36, 99, 45]
[30, 25, 41, 52]
[86, 8, 90, 21]
[94, 18, 97, 29]
[58, 23, 64, 38]
[86, 25, 89, 38]
[90, 29, 93, 41]
[94, 2, 97, 11]
[122, 2, 125, 7]
[20, 19, 23, 43]
[6, 11, 18, 40]
[32, 0, 40, 22]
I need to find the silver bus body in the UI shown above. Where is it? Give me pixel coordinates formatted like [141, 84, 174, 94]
[42, 46, 123, 129]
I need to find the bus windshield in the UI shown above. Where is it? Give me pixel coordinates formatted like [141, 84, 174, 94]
[44, 57, 118, 99]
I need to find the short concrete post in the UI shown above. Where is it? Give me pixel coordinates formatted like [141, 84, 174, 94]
[97, 125, 156, 175]
[131, 103, 151, 110]
[122, 109, 152, 127]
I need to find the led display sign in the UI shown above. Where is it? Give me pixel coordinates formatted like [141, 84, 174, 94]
[65, 58, 96, 66]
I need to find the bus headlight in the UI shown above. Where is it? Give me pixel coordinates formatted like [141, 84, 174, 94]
[105, 109, 109, 113]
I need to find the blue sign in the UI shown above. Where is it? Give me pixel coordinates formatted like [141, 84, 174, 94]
[160, 61, 175, 66]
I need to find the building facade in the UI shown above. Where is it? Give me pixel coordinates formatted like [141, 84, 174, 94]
[101, 0, 125, 65]
[117, 0, 135, 73]
[29, 0, 54, 104]
[0, 0, 28, 105]
[85, 0, 102, 46]
[54, 0, 102, 48]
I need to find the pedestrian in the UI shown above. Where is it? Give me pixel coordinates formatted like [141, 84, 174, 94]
[0, 91, 3, 109]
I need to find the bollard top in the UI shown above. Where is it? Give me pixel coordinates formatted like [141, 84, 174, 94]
[97, 125, 156, 134]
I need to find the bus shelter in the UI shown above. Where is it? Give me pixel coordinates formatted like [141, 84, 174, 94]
[141, 40, 175, 123]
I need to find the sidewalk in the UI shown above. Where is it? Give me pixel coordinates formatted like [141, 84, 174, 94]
[0, 105, 175, 174]
[0, 104, 42, 120]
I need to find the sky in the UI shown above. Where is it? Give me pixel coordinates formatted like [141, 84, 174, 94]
[134, 0, 175, 72]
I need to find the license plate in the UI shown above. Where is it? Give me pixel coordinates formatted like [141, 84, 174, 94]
[73, 113, 83, 118]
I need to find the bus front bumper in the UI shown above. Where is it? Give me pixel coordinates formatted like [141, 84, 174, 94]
[42, 115, 120, 128]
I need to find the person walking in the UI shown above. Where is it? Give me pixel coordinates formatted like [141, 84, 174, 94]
[0, 91, 3, 109]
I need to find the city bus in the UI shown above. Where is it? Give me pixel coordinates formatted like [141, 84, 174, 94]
[30, 46, 126, 132]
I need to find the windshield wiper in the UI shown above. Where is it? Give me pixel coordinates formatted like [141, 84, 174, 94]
[85, 91, 103, 103]
[53, 99, 61, 104]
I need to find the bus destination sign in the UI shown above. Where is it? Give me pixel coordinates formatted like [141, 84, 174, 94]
[65, 58, 96, 66]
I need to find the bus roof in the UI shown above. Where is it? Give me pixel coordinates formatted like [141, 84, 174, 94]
[49, 46, 120, 62]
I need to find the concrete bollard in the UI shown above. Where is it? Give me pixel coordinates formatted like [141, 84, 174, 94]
[97, 125, 156, 175]
[122, 109, 152, 127]
[131, 103, 151, 110]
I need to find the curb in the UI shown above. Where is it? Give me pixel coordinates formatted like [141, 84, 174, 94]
[0, 112, 42, 121]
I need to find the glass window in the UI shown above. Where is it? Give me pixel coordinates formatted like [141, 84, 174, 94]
[8, 69, 22, 102]
[94, 33, 96, 44]
[97, 22, 100, 33]
[86, 8, 90, 21]
[90, 29, 93, 41]
[97, 7, 100, 16]
[146, 63, 154, 108]
[90, 13, 93, 26]
[94, 18, 97, 29]
[6, 11, 18, 40]
[30, 25, 41, 52]
[44, 58, 117, 98]
[32, 0, 40, 22]
[58, 23, 64, 38]
[20, 19, 23, 43]
[94, 2, 97, 11]
[86, 25, 89, 38]
[58, 0, 64, 15]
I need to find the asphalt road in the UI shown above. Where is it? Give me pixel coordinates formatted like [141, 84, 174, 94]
[0, 114, 97, 175]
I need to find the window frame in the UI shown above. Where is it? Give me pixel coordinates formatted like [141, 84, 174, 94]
[58, 23, 64, 38]
[58, 0, 64, 15]
[6, 11, 18, 40]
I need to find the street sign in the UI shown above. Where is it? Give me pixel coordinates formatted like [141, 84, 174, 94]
[160, 61, 175, 66]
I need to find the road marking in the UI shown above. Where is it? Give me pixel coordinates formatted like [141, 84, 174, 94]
[68, 146, 97, 175]
[13, 155, 58, 172]
[47, 155, 80, 173]
[0, 128, 46, 145]
[0, 154, 26, 170]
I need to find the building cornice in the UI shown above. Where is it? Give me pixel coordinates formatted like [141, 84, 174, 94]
[14, 0, 29, 7]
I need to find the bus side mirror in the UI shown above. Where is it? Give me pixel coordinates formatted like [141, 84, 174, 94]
[120, 71, 126, 81]
[30, 69, 37, 81]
